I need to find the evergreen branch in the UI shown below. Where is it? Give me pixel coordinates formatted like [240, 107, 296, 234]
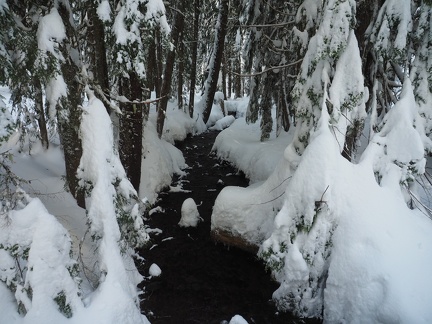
[406, 186, 432, 220]
[239, 21, 295, 28]
[252, 190, 286, 206]
[269, 176, 292, 193]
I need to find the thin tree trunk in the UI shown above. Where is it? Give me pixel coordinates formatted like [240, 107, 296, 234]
[155, 28, 163, 99]
[227, 58, 232, 99]
[177, 34, 184, 111]
[222, 53, 227, 100]
[157, 0, 185, 138]
[234, 53, 242, 98]
[188, 0, 200, 118]
[201, 0, 229, 124]
[119, 72, 143, 191]
[88, 1, 110, 113]
[34, 79, 49, 150]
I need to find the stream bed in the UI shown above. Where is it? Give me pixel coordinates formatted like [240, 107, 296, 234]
[138, 131, 321, 324]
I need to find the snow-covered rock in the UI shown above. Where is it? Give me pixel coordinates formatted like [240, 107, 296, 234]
[179, 198, 202, 227]
[209, 115, 235, 131]
[149, 263, 162, 277]
[229, 314, 248, 324]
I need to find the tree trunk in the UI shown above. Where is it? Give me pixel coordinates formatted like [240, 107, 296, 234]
[119, 72, 143, 191]
[155, 28, 163, 99]
[57, 3, 85, 208]
[157, 0, 185, 138]
[34, 79, 49, 150]
[188, 0, 200, 118]
[201, 0, 229, 125]
[177, 34, 184, 111]
[88, 1, 110, 113]
[222, 53, 227, 100]
[227, 58, 232, 99]
[147, 38, 157, 93]
[234, 53, 242, 98]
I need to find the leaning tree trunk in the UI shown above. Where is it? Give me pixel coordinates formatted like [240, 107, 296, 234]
[57, 3, 85, 208]
[157, 0, 185, 138]
[188, 0, 200, 118]
[119, 72, 143, 191]
[201, 0, 229, 124]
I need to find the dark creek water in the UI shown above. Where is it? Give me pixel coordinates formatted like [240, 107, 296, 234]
[137, 131, 322, 324]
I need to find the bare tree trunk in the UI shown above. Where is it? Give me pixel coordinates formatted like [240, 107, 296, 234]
[119, 72, 143, 191]
[222, 53, 227, 100]
[57, 2, 85, 208]
[234, 53, 242, 98]
[177, 33, 184, 111]
[34, 79, 49, 150]
[188, 0, 200, 118]
[227, 58, 232, 99]
[147, 38, 158, 93]
[157, 0, 185, 138]
[201, 0, 229, 124]
[88, 1, 110, 113]
[155, 29, 163, 99]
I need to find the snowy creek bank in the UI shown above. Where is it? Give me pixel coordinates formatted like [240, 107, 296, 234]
[137, 131, 321, 324]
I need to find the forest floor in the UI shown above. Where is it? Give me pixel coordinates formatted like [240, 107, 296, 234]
[137, 131, 322, 324]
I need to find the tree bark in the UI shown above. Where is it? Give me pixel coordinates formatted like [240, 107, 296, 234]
[188, 0, 200, 118]
[222, 53, 227, 100]
[57, 3, 85, 208]
[147, 39, 156, 93]
[155, 28, 163, 99]
[201, 0, 229, 124]
[177, 33, 184, 111]
[34, 79, 49, 150]
[157, 0, 185, 138]
[119, 72, 143, 191]
[234, 53, 242, 98]
[88, 1, 110, 113]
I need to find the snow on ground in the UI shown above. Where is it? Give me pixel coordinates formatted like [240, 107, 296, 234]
[0, 89, 236, 323]
[213, 118, 294, 183]
[212, 101, 432, 322]
[211, 112, 296, 246]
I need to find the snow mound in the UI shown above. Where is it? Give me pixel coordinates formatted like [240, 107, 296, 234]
[229, 314, 248, 324]
[209, 115, 235, 131]
[149, 263, 162, 277]
[213, 118, 293, 183]
[140, 118, 187, 205]
[179, 198, 201, 227]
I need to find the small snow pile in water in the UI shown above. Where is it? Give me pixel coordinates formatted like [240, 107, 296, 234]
[178, 198, 201, 227]
[229, 314, 248, 324]
[149, 263, 162, 277]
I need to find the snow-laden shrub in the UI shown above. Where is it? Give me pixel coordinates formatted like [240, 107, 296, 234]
[77, 90, 149, 322]
[260, 109, 340, 317]
[0, 193, 82, 320]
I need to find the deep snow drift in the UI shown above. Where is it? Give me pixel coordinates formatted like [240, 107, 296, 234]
[212, 92, 432, 322]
